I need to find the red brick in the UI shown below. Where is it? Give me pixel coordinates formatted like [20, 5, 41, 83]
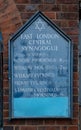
[68, 21, 79, 27]
[73, 111, 78, 118]
[14, 0, 30, 4]
[73, 72, 79, 80]
[21, 126, 37, 130]
[73, 88, 78, 95]
[14, 126, 19, 130]
[44, 0, 55, 4]
[21, 12, 34, 19]
[31, 0, 43, 4]
[38, 126, 60, 130]
[3, 102, 9, 110]
[25, 119, 44, 125]
[56, 120, 71, 125]
[3, 72, 8, 80]
[44, 119, 56, 125]
[3, 80, 9, 88]
[3, 126, 13, 130]
[4, 119, 26, 126]
[61, 126, 67, 130]
[54, 20, 61, 27]
[3, 88, 9, 95]
[62, 4, 78, 12]
[73, 58, 78, 67]
[56, 13, 78, 20]
[61, 20, 68, 27]
[42, 4, 61, 12]
[44, 12, 56, 19]
[70, 35, 79, 43]
[68, 126, 78, 130]
[73, 96, 78, 103]
[18, 4, 39, 12]
[71, 119, 78, 125]
[3, 95, 9, 102]
[3, 110, 9, 118]
[73, 104, 79, 111]
[57, 0, 78, 4]
[3, 64, 8, 72]
[62, 28, 79, 35]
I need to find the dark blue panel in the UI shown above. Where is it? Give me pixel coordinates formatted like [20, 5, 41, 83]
[9, 11, 73, 118]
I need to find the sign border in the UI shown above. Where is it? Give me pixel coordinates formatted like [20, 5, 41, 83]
[8, 11, 73, 119]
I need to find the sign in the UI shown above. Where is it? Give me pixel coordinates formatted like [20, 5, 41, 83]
[9, 11, 73, 118]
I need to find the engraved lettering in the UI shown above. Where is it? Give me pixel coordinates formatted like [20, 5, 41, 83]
[21, 34, 32, 39]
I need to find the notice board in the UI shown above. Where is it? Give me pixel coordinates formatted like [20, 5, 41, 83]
[9, 11, 73, 118]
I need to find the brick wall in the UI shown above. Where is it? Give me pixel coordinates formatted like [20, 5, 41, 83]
[0, 0, 79, 130]
[0, 53, 3, 127]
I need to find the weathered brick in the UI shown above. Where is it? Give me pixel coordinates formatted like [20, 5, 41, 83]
[73, 96, 78, 103]
[44, 12, 56, 19]
[3, 95, 8, 102]
[31, 0, 43, 4]
[73, 65, 78, 72]
[17, 5, 26, 12]
[73, 58, 78, 66]
[68, 126, 78, 130]
[73, 111, 78, 118]
[3, 110, 9, 118]
[21, 126, 37, 130]
[73, 88, 78, 95]
[3, 88, 9, 96]
[43, 4, 61, 12]
[57, 0, 78, 4]
[55, 120, 71, 125]
[73, 104, 79, 111]
[54, 20, 61, 27]
[14, 0, 30, 4]
[61, 126, 67, 130]
[68, 21, 79, 27]
[61, 20, 68, 27]
[17, 4, 39, 12]
[73, 72, 79, 80]
[62, 28, 79, 35]
[3, 126, 13, 130]
[0, 0, 9, 13]
[25, 4, 39, 11]
[15, 126, 19, 130]
[44, 119, 56, 125]
[38, 126, 60, 130]
[44, 0, 55, 4]
[3, 102, 9, 110]
[3, 64, 8, 72]
[21, 12, 34, 19]
[69, 119, 78, 125]
[70, 35, 79, 43]
[56, 13, 78, 20]
[62, 4, 78, 12]
[3, 80, 8, 88]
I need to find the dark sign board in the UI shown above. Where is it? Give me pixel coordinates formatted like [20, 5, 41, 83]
[9, 11, 73, 118]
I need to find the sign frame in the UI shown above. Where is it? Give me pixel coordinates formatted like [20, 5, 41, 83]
[9, 11, 73, 119]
